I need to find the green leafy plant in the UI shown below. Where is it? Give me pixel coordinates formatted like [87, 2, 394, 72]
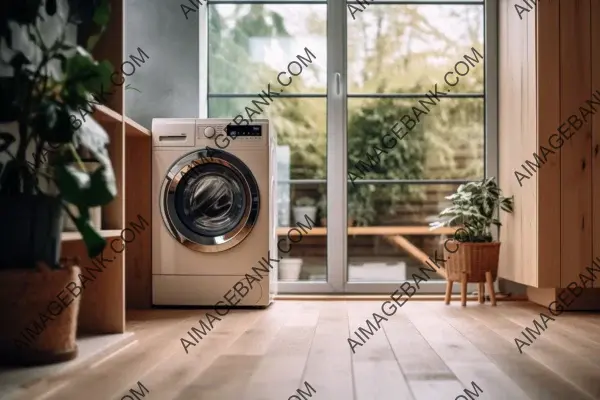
[316, 194, 326, 219]
[295, 196, 316, 208]
[430, 177, 514, 242]
[348, 188, 376, 227]
[0, 0, 116, 260]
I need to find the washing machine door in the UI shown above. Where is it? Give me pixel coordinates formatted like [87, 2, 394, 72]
[160, 148, 260, 253]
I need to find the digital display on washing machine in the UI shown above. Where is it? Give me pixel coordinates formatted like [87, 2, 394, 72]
[226, 124, 262, 137]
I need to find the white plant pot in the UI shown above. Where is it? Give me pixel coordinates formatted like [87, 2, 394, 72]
[293, 206, 317, 224]
[348, 262, 407, 282]
[279, 258, 303, 281]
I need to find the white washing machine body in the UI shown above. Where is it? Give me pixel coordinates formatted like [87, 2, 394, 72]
[151, 118, 277, 306]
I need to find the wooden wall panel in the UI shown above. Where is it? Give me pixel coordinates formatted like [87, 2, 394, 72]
[522, 0, 539, 286]
[101, 120, 124, 231]
[537, 0, 561, 288]
[498, 0, 538, 287]
[559, 0, 592, 287]
[498, 0, 518, 284]
[125, 136, 152, 309]
[592, 0, 600, 288]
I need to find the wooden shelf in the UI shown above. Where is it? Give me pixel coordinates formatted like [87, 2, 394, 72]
[93, 104, 122, 125]
[276, 226, 457, 236]
[61, 229, 122, 242]
[93, 104, 150, 137]
[125, 115, 151, 137]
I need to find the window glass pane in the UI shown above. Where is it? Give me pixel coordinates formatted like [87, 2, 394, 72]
[209, 96, 328, 283]
[209, 97, 327, 179]
[208, 4, 327, 94]
[347, 4, 484, 94]
[211, 0, 326, 3]
[347, 98, 484, 181]
[346, 183, 461, 283]
[277, 182, 326, 282]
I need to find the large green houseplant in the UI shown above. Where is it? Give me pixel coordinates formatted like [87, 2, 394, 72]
[430, 177, 514, 294]
[0, 0, 116, 365]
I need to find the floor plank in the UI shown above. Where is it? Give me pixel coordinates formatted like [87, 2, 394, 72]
[347, 302, 415, 400]
[6, 301, 600, 400]
[144, 305, 285, 400]
[493, 303, 600, 369]
[464, 303, 600, 398]
[240, 303, 320, 400]
[382, 306, 464, 400]
[10, 309, 208, 400]
[426, 302, 593, 400]
[502, 302, 600, 344]
[401, 303, 533, 400]
[302, 302, 354, 400]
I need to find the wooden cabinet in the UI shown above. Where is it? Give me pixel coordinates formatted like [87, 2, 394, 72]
[61, 0, 152, 333]
[498, 0, 600, 309]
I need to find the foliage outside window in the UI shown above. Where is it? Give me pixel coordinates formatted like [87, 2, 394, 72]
[207, 4, 485, 227]
[347, 98, 427, 226]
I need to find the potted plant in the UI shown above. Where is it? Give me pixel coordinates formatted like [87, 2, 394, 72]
[348, 191, 375, 227]
[279, 257, 303, 281]
[317, 194, 327, 226]
[317, 194, 357, 227]
[430, 178, 514, 287]
[293, 196, 317, 224]
[0, 0, 116, 365]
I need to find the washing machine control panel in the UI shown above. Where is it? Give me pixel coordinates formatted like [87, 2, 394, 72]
[226, 124, 262, 138]
[197, 124, 264, 141]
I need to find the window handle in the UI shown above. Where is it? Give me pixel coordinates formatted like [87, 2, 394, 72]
[335, 73, 341, 95]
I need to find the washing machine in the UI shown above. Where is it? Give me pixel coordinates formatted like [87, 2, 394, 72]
[151, 118, 277, 306]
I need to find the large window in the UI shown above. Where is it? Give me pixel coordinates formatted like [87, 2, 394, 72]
[203, 0, 492, 292]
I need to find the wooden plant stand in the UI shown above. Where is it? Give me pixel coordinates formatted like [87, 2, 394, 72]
[444, 270, 497, 307]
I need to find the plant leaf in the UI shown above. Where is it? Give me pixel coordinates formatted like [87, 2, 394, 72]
[55, 164, 91, 205]
[46, 0, 58, 16]
[70, 215, 106, 258]
[71, 111, 109, 154]
[84, 165, 116, 206]
[7, 0, 43, 25]
[33, 101, 75, 143]
[86, 34, 102, 51]
[0, 132, 16, 152]
[92, 0, 111, 26]
[9, 52, 31, 70]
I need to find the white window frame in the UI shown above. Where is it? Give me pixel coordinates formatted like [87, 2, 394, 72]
[199, 0, 498, 294]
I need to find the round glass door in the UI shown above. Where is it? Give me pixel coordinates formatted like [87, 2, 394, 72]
[160, 148, 260, 252]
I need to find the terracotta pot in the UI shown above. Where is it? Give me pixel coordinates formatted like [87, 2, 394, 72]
[443, 241, 500, 282]
[0, 265, 81, 366]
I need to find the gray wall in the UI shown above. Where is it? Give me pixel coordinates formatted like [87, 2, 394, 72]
[124, 0, 199, 129]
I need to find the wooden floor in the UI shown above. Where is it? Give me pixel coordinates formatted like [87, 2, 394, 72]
[8, 301, 600, 400]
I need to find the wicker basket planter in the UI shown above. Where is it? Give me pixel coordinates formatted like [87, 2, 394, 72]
[0, 265, 81, 366]
[443, 240, 501, 282]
